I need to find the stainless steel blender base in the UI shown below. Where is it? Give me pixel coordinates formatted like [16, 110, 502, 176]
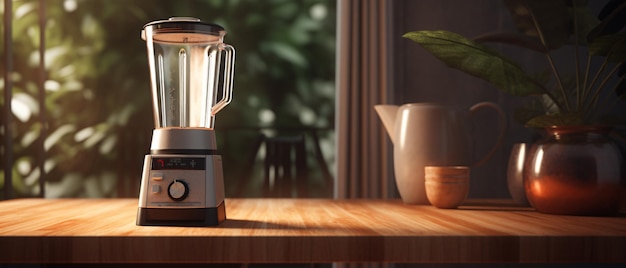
[136, 152, 226, 227]
[136, 201, 226, 226]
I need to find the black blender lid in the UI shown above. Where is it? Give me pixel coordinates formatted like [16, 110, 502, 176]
[142, 17, 226, 42]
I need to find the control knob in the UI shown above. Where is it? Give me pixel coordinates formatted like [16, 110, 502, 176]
[168, 179, 189, 201]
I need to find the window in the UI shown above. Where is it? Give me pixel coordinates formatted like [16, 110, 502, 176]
[1, 0, 336, 198]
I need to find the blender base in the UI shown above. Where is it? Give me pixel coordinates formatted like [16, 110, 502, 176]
[136, 200, 226, 226]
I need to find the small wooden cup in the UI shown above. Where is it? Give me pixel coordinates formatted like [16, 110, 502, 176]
[424, 166, 470, 209]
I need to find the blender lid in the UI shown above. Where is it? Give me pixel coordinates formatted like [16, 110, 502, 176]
[142, 17, 226, 43]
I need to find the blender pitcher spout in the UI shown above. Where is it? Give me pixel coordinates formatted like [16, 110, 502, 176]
[374, 105, 399, 144]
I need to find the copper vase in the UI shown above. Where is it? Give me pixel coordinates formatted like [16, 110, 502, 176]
[524, 126, 625, 216]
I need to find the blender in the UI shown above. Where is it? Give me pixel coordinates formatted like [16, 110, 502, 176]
[136, 17, 235, 226]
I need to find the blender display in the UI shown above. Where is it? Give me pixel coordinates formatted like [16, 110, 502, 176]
[136, 17, 235, 226]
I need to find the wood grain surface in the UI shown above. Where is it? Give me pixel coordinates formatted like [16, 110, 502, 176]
[0, 198, 625, 263]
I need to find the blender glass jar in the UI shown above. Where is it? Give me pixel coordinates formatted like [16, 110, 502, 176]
[142, 17, 235, 129]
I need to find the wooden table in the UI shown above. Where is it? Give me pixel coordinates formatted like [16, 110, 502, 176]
[0, 198, 625, 264]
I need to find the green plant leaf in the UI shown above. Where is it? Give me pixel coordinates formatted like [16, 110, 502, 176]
[504, 0, 572, 50]
[514, 106, 545, 125]
[588, 34, 626, 62]
[403, 30, 544, 96]
[474, 32, 547, 53]
[571, 4, 602, 45]
[587, 1, 626, 41]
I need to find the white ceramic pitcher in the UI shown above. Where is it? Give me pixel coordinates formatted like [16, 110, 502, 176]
[375, 102, 506, 204]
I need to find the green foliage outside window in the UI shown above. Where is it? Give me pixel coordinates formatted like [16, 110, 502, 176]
[1, 0, 336, 198]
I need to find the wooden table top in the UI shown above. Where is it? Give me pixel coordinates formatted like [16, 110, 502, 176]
[0, 198, 625, 263]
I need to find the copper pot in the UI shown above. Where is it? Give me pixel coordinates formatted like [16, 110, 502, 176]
[524, 126, 625, 216]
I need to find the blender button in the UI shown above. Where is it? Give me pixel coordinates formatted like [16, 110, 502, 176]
[151, 185, 161, 194]
[152, 174, 163, 181]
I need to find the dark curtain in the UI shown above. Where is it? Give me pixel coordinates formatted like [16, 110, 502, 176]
[336, 0, 394, 200]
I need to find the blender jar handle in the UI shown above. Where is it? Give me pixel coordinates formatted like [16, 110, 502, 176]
[211, 44, 235, 115]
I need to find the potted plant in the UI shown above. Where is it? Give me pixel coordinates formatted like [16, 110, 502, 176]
[403, 0, 626, 215]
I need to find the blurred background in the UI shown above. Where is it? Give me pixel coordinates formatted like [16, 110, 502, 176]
[4, 0, 623, 201]
[1, 0, 337, 199]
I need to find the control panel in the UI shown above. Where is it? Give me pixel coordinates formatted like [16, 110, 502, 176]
[139, 155, 224, 209]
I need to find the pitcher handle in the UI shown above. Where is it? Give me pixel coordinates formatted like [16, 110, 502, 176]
[211, 44, 235, 115]
[470, 102, 507, 167]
